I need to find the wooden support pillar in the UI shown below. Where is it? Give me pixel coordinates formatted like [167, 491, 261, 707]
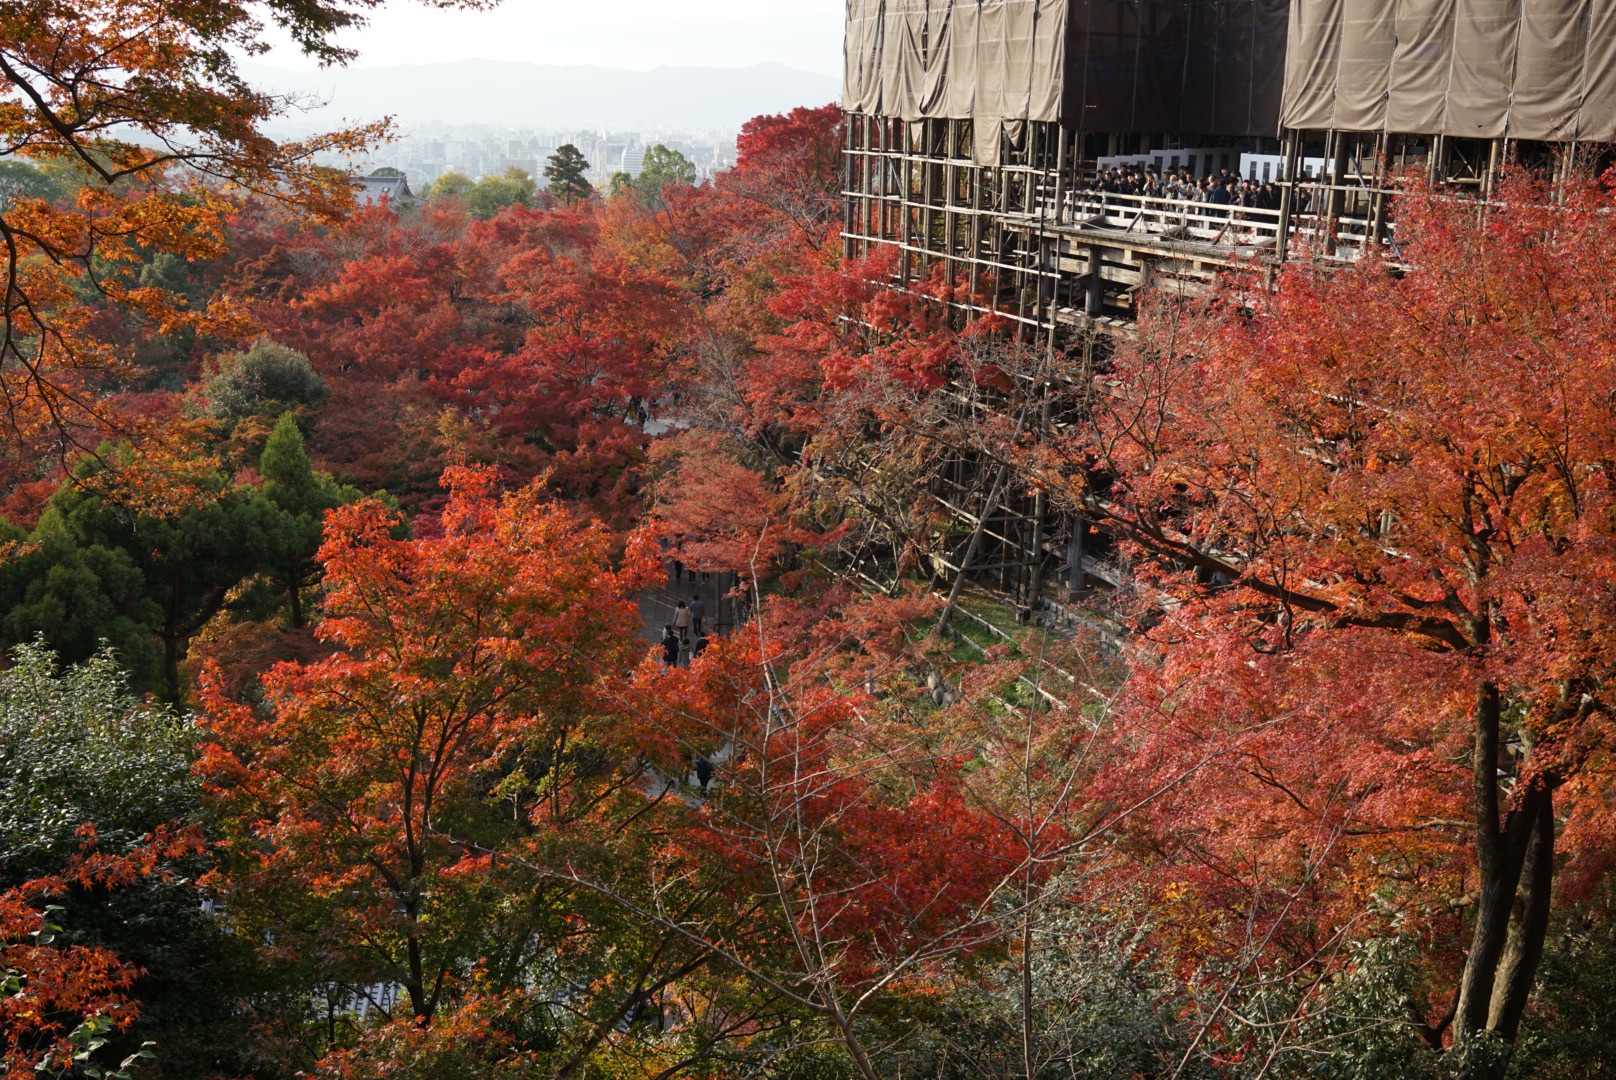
[1086, 245, 1104, 316]
[1325, 130, 1348, 256]
[970, 142, 983, 299]
[1015, 239, 1029, 344]
[920, 121, 936, 276]
[946, 120, 959, 293]
[1369, 130, 1391, 247]
[1029, 489, 1046, 609]
[1275, 129, 1301, 261]
[843, 118, 857, 261]
[871, 118, 882, 248]
[1484, 136, 1502, 197]
[900, 123, 914, 285]
[1066, 519, 1086, 601]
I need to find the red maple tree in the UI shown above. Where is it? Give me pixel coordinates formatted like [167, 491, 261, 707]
[1038, 173, 1616, 1066]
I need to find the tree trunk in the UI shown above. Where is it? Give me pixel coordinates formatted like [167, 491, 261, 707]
[287, 574, 305, 629]
[1021, 891, 1037, 1080]
[1487, 786, 1555, 1041]
[1451, 681, 1557, 1077]
[405, 932, 430, 1024]
[162, 632, 182, 704]
[833, 1011, 882, 1080]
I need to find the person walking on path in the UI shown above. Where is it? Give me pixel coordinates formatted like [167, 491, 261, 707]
[673, 601, 692, 643]
[689, 595, 705, 636]
[669, 534, 687, 584]
[661, 625, 680, 667]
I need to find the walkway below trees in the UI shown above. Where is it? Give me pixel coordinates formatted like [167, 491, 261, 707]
[635, 565, 744, 656]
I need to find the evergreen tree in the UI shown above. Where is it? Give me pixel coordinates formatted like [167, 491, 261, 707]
[196, 337, 326, 424]
[260, 414, 361, 628]
[543, 143, 593, 204]
[0, 517, 162, 687]
[47, 452, 282, 701]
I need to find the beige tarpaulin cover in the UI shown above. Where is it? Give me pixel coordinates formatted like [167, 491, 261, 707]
[1282, 0, 1616, 140]
[843, 0, 1289, 162]
[843, 0, 1070, 162]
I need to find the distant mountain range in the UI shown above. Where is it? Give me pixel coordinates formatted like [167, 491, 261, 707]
[240, 59, 840, 133]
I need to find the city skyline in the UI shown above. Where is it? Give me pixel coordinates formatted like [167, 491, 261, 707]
[365, 122, 741, 187]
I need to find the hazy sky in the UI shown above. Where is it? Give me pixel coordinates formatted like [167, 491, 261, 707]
[256, 1, 845, 76]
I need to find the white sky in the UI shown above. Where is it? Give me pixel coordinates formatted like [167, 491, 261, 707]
[256, 0, 845, 76]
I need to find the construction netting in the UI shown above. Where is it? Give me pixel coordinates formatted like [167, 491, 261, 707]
[842, 0, 1290, 161]
[1281, 0, 1616, 140]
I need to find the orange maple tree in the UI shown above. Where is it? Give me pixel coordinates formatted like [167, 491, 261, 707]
[198, 467, 659, 1023]
[0, 0, 486, 497]
[615, 607, 1022, 1080]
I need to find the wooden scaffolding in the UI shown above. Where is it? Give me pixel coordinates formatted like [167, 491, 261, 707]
[839, 114, 1609, 606]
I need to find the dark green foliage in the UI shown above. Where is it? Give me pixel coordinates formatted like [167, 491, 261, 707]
[875, 899, 1191, 1079]
[197, 337, 327, 424]
[0, 429, 358, 699]
[260, 415, 361, 627]
[543, 144, 593, 204]
[630, 144, 698, 209]
[0, 517, 162, 687]
[1511, 881, 1616, 1079]
[1249, 937, 1446, 1080]
[0, 642, 275, 1078]
[44, 453, 282, 701]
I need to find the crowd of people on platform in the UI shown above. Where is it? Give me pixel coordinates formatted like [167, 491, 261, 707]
[1088, 163, 1287, 211]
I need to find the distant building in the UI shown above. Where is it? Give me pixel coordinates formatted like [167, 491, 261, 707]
[407, 161, 447, 185]
[620, 147, 645, 178]
[355, 171, 422, 207]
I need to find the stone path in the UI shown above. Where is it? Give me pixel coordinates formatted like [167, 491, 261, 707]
[635, 565, 744, 653]
[633, 563, 743, 801]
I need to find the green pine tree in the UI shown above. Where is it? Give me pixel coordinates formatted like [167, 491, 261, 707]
[260, 414, 361, 629]
[544, 143, 593, 205]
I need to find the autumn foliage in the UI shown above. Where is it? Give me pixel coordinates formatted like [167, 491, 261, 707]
[198, 468, 659, 1023]
[6, 4, 1616, 1070]
[0, 829, 201, 1080]
[1028, 172, 1616, 1062]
